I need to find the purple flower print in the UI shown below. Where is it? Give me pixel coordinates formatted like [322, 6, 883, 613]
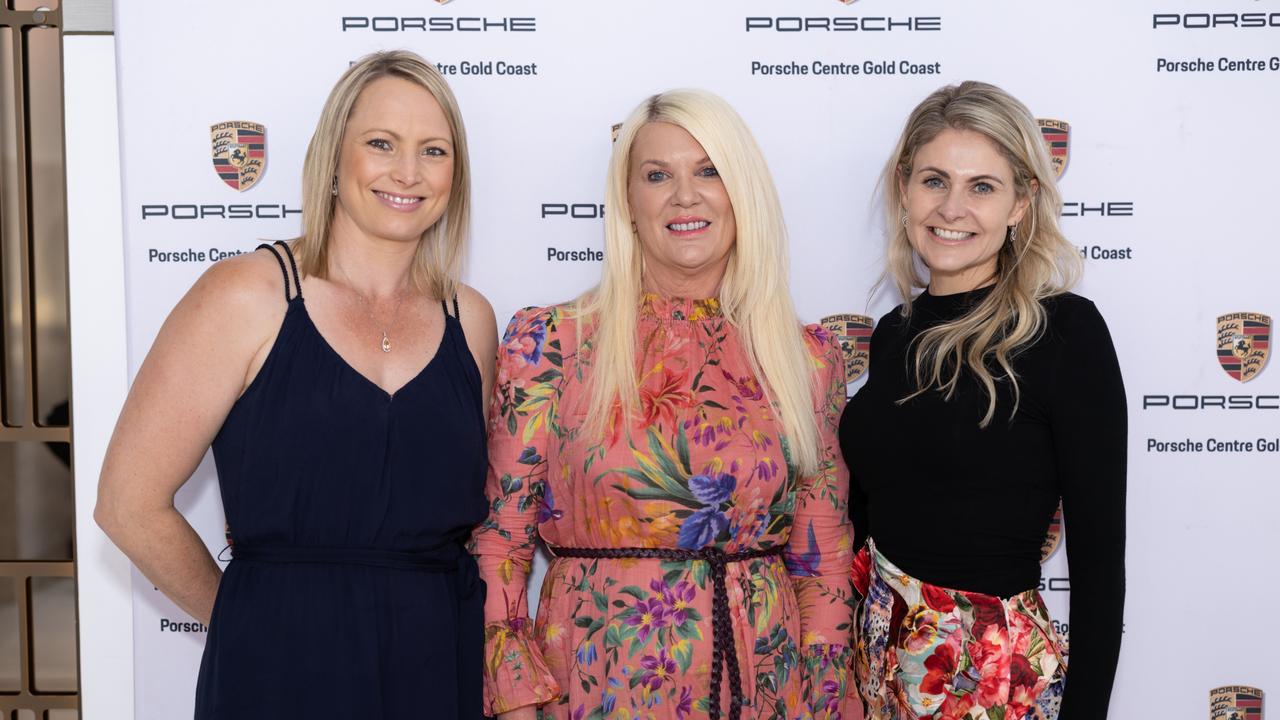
[678, 506, 728, 550]
[637, 649, 677, 691]
[652, 579, 697, 625]
[689, 472, 736, 505]
[625, 597, 669, 644]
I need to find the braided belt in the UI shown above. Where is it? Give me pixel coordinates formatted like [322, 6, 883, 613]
[550, 544, 785, 720]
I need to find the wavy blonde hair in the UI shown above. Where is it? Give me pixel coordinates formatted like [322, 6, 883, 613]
[294, 50, 471, 300]
[577, 89, 821, 475]
[884, 81, 1081, 425]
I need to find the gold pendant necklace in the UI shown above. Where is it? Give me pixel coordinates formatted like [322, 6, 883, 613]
[335, 261, 409, 354]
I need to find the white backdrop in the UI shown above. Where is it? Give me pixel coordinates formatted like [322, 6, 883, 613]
[109, 0, 1280, 717]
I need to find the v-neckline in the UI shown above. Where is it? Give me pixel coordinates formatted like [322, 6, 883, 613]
[296, 298, 448, 401]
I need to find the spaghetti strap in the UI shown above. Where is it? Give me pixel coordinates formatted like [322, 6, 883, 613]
[256, 243, 292, 303]
[441, 294, 460, 320]
[272, 240, 304, 299]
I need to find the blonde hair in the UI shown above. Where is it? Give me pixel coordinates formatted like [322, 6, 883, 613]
[884, 81, 1081, 426]
[294, 50, 471, 300]
[578, 89, 821, 475]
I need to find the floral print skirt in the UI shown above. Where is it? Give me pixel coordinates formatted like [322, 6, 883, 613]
[850, 540, 1066, 720]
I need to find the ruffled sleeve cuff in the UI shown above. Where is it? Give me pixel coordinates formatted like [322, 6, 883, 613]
[802, 642, 853, 720]
[483, 619, 561, 715]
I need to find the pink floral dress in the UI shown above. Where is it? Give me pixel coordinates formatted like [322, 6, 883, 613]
[471, 295, 855, 719]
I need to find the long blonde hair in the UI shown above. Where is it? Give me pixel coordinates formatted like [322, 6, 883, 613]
[884, 81, 1081, 425]
[578, 89, 821, 475]
[294, 50, 471, 300]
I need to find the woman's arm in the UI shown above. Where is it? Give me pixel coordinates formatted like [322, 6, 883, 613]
[1049, 298, 1127, 720]
[470, 306, 563, 716]
[94, 252, 287, 624]
[788, 325, 856, 720]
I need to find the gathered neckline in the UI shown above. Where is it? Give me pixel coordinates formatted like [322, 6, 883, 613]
[639, 292, 723, 322]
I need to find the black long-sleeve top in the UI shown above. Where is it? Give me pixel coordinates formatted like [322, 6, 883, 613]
[839, 286, 1126, 719]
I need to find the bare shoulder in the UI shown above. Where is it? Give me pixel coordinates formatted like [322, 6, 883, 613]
[455, 283, 498, 356]
[162, 246, 291, 363]
[455, 283, 496, 328]
[188, 245, 290, 314]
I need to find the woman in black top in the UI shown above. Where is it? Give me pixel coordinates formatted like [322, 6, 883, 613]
[839, 81, 1125, 720]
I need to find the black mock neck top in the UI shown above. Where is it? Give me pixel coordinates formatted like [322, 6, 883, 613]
[839, 286, 1126, 720]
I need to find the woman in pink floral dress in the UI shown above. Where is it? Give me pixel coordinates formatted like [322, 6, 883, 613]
[471, 90, 855, 720]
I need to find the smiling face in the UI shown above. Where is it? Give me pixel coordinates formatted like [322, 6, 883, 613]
[900, 127, 1032, 295]
[331, 75, 454, 248]
[627, 122, 737, 297]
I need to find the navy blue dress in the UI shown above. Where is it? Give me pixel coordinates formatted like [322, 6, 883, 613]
[194, 241, 488, 719]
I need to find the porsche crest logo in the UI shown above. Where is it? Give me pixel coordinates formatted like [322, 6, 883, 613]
[1037, 119, 1070, 179]
[1216, 313, 1271, 383]
[820, 314, 874, 383]
[210, 121, 266, 192]
[1211, 686, 1264, 719]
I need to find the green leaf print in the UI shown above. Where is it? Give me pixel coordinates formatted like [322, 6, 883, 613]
[604, 624, 623, 650]
[692, 559, 709, 588]
[674, 641, 694, 673]
[661, 565, 683, 587]
[499, 474, 522, 495]
[674, 620, 704, 642]
[610, 477, 703, 510]
[675, 426, 692, 475]
[1027, 629, 1046, 658]
[531, 368, 561, 383]
[644, 429, 693, 490]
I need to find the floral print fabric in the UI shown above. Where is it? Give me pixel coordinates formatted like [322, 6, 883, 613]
[472, 296, 855, 719]
[851, 540, 1066, 720]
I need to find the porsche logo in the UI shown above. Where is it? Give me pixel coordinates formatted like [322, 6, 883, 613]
[1216, 313, 1271, 383]
[210, 121, 266, 192]
[1037, 118, 1070, 179]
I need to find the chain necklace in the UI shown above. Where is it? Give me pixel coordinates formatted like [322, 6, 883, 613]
[334, 261, 410, 353]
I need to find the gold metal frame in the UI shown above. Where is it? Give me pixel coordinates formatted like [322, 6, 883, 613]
[0, 2, 79, 717]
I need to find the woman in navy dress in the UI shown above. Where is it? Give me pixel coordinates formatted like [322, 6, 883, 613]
[95, 51, 496, 718]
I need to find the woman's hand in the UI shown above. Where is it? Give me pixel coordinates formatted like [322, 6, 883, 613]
[95, 251, 288, 624]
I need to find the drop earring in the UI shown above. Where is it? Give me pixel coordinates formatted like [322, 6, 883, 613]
[331, 176, 338, 197]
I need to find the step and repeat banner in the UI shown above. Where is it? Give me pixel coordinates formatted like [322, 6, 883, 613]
[113, 0, 1277, 717]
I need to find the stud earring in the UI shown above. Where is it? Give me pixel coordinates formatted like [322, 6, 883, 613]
[331, 176, 338, 197]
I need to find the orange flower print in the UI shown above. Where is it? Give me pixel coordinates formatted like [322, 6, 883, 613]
[640, 367, 695, 429]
